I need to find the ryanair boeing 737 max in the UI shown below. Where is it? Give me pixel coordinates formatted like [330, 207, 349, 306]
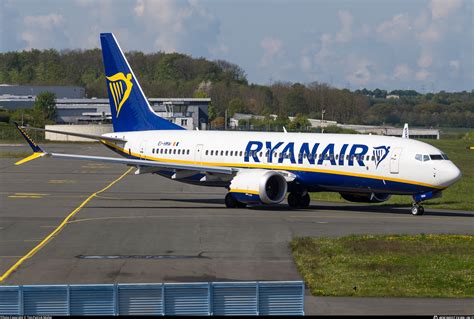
[15, 33, 462, 215]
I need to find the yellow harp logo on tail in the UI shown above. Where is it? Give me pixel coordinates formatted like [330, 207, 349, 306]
[106, 72, 133, 117]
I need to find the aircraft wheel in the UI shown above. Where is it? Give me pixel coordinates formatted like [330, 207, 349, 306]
[236, 201, 247, 208]
[300, 193, 311, 208]
[418, 205, 425, 215]
[288, 192, 300, 208]
[411, 204, 424, 216]
[225, 193, 238, 208]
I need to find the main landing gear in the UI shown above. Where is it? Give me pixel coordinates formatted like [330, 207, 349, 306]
[288, 192, 311, 209]
[224, 193, 247, 208]
[411, 203, 425, 216]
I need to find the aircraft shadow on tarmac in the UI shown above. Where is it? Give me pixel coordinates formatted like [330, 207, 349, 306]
[91, 197, 474, 217]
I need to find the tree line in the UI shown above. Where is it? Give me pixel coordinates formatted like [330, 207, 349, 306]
[0, 49, 473, 128]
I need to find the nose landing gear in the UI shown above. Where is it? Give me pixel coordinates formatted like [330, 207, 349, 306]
[411, 203, 425, 215]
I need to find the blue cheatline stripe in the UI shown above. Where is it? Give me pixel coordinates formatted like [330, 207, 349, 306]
[0, 282, 304, 316]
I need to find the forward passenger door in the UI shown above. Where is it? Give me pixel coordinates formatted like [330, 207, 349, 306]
[390, 147, 402, 174]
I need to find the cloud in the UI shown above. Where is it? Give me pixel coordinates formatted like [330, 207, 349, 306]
[416, 69, 430, 80]
[345, 60, 374, 86]
[133, 0, 220, 55]
[335, 11, 354, 43]
[449, 60, 460, 70]
[417, 24, 441, 44]
[393, 64, 413, 80]
[74, 0, 96, 7]
[208, 43, 229, 56]
[300, 55, 312, 72]
[0, 1, 27, 50]
[260, 37, 283, 67]
[24, 14, 64, 30]
[418, 51, 433, 68]
[21, 13, 69, 49]
[376, 14, 412, 42]
[430, 0, 463, 20]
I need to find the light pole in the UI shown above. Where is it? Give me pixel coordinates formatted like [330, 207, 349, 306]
[224, 109, 227, 130]
[321, 108, 326, 133]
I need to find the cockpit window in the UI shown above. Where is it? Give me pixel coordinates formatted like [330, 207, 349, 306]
[442, 153, 449, 160]
[430, 154, 444, 160]
[415, 154, 422, 161]
[423, 155, 430, 161]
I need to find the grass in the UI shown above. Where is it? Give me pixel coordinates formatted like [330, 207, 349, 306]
[310, 138, 474, 211]
[290, 234, 474, 297]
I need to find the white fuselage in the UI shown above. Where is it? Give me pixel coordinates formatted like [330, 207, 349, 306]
[103, 130, 461, 195]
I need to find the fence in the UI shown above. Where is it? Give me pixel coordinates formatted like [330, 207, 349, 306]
[0, 281, 304, 316]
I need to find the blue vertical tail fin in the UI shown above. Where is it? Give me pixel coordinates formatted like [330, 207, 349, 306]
[100, 33, 184, 132]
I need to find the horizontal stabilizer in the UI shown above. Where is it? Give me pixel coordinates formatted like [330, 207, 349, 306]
[20, 126, 126, 143]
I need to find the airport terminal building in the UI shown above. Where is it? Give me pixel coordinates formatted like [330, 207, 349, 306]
[0, 85, 210, 131]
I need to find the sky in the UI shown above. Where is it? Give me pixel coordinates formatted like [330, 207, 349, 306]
[0, 0, 472, 92]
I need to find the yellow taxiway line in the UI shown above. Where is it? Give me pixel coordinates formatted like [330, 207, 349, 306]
[0, 167, 133, 283]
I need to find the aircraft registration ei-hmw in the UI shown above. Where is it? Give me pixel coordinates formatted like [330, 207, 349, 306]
[15, 33, 462, 216]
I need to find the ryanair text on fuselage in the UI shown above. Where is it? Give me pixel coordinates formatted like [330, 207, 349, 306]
[244, 141, 390, 168]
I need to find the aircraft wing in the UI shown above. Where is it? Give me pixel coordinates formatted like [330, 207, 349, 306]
[13, 122, 234, 174]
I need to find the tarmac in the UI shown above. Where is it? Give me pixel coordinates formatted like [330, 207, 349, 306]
[1, 143, 473, 315]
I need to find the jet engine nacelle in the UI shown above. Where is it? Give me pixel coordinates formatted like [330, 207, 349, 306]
[340, 192, 391, 203]
[229, 169, 287, 204]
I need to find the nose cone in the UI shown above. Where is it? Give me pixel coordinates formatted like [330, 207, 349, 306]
[442, 162, 462, 186]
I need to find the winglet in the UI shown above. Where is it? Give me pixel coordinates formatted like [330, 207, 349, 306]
[14, 122, 47, 165]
